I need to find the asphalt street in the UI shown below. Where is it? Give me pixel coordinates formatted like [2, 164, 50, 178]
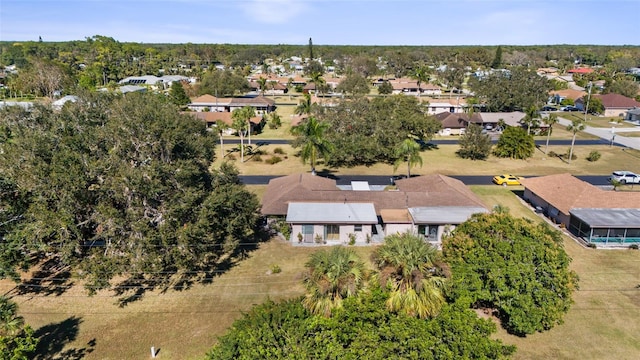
[239, 174, 611, 186]
[225, 139, 614, 146]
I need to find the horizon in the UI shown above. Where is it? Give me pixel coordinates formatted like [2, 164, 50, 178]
[1, 0, 638, 46]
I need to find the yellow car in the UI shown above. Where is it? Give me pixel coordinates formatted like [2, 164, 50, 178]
[492, 174, 524, 186]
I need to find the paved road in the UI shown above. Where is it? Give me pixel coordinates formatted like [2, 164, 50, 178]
[555, 116, 640, 150]
[225, 138, 614, 146]
[240, 174, 611, 186]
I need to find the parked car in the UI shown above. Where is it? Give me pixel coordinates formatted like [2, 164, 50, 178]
[540, 106, 558, 112]
[492, 174, 524, 186]
[608, 171, 640, 184]
[561, 106, 580, 112]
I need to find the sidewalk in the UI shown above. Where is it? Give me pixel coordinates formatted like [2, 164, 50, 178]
[556, 116, 640, 150]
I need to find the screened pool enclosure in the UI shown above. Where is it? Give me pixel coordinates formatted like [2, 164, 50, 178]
[569, 208, 640, 245]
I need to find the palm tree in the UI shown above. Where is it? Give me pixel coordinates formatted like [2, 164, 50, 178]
[523, 106, 540, 135]
[295, 93, 313, 116]
[567, 118, 586, 164]
[302, 246, 367, 317]
[290, 116, 334, 175]
[257, 77, 267, 96]
[309, 71, 326, 98]
[0, 296, 25, 337]
[412, 65, 430, 97]
[394, 138, 423, 178]
[231, 109, 248, 162]
[372, 232, 448, 319]
[543, 113, 558, 154]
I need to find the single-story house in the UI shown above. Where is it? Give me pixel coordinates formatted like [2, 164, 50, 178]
[575, 93, 640, 117]
[188, 95, 276, 114]
[262, 173, 489, 247]
[520, 173, 640, 246]
[185, 111, 264, 134]
[422, 97, 466, 115]
[477, 111, 526, 128]
[434, 112, 483, 135]
[624, 107, 640, 123]
[52, 95, 79, 110]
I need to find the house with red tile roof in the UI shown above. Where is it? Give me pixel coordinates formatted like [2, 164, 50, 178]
[575, 93, 640, 117]
[262, 173, 488, 246]
[520, 173, 640, 246]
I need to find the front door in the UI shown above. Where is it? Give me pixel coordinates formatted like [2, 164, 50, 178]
[302, 224, 314, 243]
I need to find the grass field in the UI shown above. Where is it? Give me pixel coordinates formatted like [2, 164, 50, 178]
[214, 143, 640, 177]
[4, 186, 640, 359]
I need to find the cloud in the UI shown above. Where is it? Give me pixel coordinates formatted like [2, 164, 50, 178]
[239, 0, 310, 24]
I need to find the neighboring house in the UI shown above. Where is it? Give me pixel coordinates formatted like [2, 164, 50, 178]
[262, 173, 488, 247]
[119, 85, 146, 94]
[567, 67, 594, 74]
[576, 93, 640, 117]
[188, 95, 276, 114]
[118, 75, 188, 89]
[549, 89, 587, 104]
[434, 112, 482, 135]
[520, 173, 640, 246]
[185, 111, 264, 134]
[424, 98, 465, 115]
[624, 107, 640, 123]
[52, 95, 79, 110]
[478, 111, 526, 128]
[388, 78, 441, 96]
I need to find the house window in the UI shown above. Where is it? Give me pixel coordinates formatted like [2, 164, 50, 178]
[418, 225, 438, 240]
[325, 225, 340, 240]
[354, 224, 362, 232]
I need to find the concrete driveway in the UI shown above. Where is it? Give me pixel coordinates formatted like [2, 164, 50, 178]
[556, 116, 640, 150]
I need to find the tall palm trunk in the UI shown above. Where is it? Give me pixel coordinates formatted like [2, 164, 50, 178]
[239, 132, 245, 162]
[568, 134, 576, 164]
[247, 120, 251, 145]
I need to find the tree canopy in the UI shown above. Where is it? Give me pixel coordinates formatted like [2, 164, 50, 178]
[442, 211, 578, 336]
[318, 95, 441, 167]
[207, 289, 515, 360]
[456, 123, 492, 160]
[493, 126, 535, 159]
[469, 68, 552, 112]
[0, 92, 262, 299]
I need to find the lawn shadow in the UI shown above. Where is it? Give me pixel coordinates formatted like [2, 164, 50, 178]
[33, 316, 95, 360]
[15, 256, 73, 297]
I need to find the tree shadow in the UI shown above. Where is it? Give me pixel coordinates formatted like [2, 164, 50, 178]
[33, 316, 95, 360]
[113, 223, 271, 307]
[15, 256, 73, 297]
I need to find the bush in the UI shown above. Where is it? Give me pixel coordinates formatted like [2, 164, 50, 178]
[273, 147, 286, 155]
[270, 264, 282, 274]
[251, 149, 267, 156]
[251, 154, 263, 162]
[560, 148, 577, 160]
[266, 156, 282, 164]
[587, 243, 597, 249]
[547, 151, 558, 157]
[586, 150, 601, 162]
[629, 244, 639, 250]
[226, 153, 237, 161]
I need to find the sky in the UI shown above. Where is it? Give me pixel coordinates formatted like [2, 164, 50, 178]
[1, 0, 638, 46]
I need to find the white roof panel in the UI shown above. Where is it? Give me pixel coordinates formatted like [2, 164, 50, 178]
[286, 202, 378, 224]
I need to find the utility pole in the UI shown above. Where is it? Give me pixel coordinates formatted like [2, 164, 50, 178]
[583, 82, 592, 122]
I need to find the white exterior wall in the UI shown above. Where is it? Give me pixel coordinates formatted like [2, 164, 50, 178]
[385, 223, 414, 236]
[291, 224, 373, 245]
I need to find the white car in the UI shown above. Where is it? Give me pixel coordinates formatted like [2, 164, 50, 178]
[608, 171, 640, 184]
